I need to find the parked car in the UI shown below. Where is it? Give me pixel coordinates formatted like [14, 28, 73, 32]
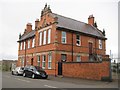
[23, 66, 48, 79]
[12, 67, 24, 75]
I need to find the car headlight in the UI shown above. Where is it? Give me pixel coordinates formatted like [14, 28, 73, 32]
[35, 71, 40, 75]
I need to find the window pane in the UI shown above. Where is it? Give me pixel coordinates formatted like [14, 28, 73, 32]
[76, 34, 80, 46]
[42, 55, 46, 69]
[99, 40, 102, 49]
[48, 54, 52, 69]
[32, 38, 35, 47]
[76, 56, 81, 62]
[62, 31, 66, 43]
[61, 54, 67, 62]
[37, 56, 40, 66]
[48, 29, 51, 44]
[28, 40, 30, 48]
[24, 41, 25, 49]
[39, 32, 42, 46]
[43, 31, 46, 45]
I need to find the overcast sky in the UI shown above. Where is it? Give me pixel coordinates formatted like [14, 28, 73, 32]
[0, 0, 119, 61]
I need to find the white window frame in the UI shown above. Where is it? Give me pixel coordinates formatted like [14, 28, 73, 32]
[20, 42, 22, 50]
[43, 30, 46, 45]
[61, 31, 66, 44]
[21, 57, 24, 67]
[32, 38, 35, 48]
[76, 55, 81, 62]
[76, 34, 81, 46]
[39, 32, 42, 46]
[37, 55, 40, 66]
[99, 40, 102, 49]
[48, 29, 51, 44]
[42, 55, 46, 69]
[23, 41, 25, 50]
[48, 53, 52, 69]
[28, 40, 30, 48]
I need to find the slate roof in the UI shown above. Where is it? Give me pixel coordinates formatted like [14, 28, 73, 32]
[18, 13, 106, 42]
[51, 13, 106, 39]
[18, 30, 35, 42]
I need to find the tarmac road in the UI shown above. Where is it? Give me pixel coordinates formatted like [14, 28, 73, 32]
[2, 72, 118, 89]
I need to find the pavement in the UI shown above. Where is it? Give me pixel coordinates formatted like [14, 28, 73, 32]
[2, 72, 118, 88]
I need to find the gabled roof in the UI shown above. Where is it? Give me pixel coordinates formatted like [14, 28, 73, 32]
[18, 30, 35, 42]
[51, 13, 106, 39]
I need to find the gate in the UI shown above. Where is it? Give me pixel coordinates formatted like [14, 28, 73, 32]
[58, 62, 62, 75]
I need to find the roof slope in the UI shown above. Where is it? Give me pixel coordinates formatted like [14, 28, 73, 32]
[51, 13, 105, 39]
[18, 30, 35, 42]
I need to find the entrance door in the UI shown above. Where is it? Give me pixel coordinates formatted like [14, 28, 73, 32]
[58, 62, 62, 75]
[31, 58, 33, 65]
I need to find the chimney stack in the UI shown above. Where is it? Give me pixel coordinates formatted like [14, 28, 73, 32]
[24, 23, 32, 34]
[35, 19, 39, 29]
[88, 15, 94, 26]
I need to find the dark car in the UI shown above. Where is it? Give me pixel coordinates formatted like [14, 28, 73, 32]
[23, 66, 48, 79]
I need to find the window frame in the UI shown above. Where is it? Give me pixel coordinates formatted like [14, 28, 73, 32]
[39, 32, 42, 46]
[43, 30, 47, 45]
[37, 55, 40, 67]
[32, 38, 35, 48]
[48, 29, 51, 44]
[61, 54, 67, 62]
[42, 55, 46, 69]
[76, 34, 81, 46]
[28, 39, 30, 49]
[48, 53, 52, 69]
[61, 31, 66, 44]
[99, 40, 102, 49]
[76, 55, 81, 62]
[20, 42, 22, 50]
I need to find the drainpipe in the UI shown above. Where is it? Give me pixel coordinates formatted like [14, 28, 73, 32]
[24, 40, 26, 67]
[109, 50, 112, 82]
[72, 32, 73, 62]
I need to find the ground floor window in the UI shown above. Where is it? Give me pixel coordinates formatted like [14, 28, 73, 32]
[48, 53, 52, 69]
[76, 55, 81, 62]
[37, 55, 40, 66]
[61, 54, 67, 62]
[42, 55, 46, 69]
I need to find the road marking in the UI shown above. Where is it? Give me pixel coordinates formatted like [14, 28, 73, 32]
[15, 78, 30, 83]
[44, 85, 58, 88]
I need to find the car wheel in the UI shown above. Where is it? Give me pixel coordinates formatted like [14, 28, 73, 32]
[12, 71, 14, 75]
[16, 72, 18, 76]
[23, 73, 26, 77]
[32, 74, 35, 79]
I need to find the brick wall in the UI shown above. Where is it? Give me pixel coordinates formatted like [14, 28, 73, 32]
[62, 60, 110, 80]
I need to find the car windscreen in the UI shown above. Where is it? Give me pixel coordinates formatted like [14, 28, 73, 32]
[35, 66, 44, 71]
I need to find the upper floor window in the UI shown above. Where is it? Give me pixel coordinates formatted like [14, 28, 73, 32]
[99, 40, 102, 49]
[28, 40, 30, 48]
[23, 41, 25, 50]
[61, 31, 66, 44]
[43, 30, 46, 45]
[76, 55, 81, 62]
[48, 29, 51, 44]
[32, 38, 35, 48]
[20, 42, 22, 50]
[39, 32, 42, 46]
[76, 34, 81, 46]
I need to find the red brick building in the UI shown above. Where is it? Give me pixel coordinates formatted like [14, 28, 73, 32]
[17, 4, 109, 79]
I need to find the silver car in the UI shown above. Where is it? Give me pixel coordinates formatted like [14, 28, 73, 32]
[12, 67, 24, 75]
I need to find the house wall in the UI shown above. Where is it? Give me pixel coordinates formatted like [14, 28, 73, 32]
[62, 60, 110, 80]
